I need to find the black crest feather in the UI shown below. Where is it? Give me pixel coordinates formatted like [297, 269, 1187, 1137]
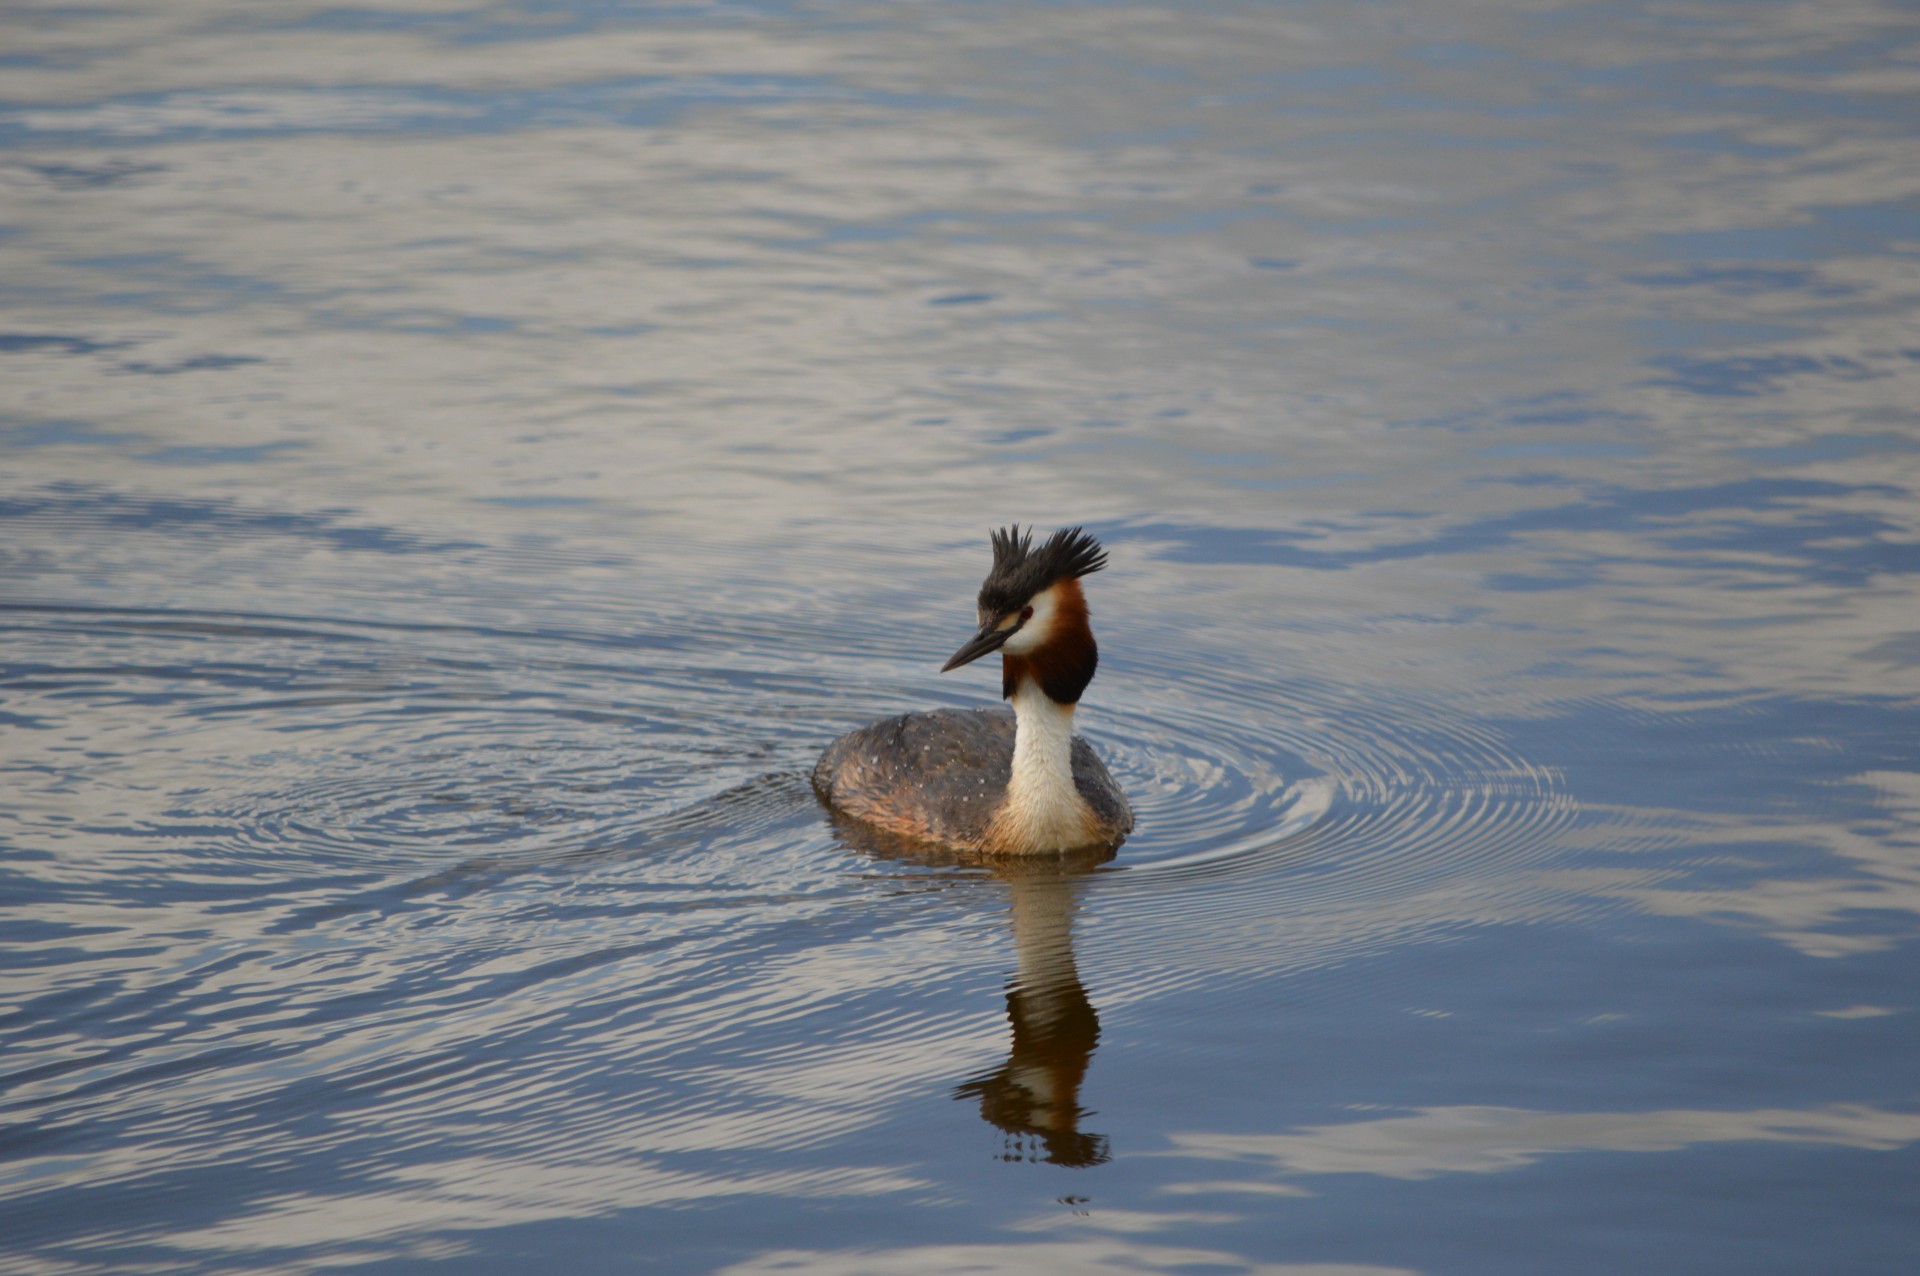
[977, 525, 1107, 615]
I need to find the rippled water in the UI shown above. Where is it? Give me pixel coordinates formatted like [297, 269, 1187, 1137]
[4, 1, 1919, 1273]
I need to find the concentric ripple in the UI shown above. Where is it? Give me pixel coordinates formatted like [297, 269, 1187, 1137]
[1100, 663, 1571, 884]
[3, 594, 1573, 941]
[0, 586, 1576, 1257]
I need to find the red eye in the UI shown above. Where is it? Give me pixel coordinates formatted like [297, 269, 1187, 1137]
[1020, 606, 1034, 621]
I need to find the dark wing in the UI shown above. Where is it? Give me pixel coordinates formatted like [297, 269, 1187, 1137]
[813, 707, 1016, 848]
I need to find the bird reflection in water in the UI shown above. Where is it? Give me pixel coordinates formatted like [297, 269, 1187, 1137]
[830, 813, 1112, 1166]
[956, 853, 1111, 1167]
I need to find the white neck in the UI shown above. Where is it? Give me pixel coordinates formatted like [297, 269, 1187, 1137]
[992, 680, 1094, 852]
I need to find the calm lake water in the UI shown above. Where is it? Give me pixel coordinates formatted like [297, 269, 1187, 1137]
[3, 2, 1919, 1273]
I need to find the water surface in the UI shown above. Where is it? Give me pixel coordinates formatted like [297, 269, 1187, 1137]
[3, 2, 1919, 1273]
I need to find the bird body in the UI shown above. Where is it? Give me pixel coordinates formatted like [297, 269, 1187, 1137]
[813, 527, 1132, 856]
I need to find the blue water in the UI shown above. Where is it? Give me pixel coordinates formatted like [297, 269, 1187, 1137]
[3, 2, 1918, 1273]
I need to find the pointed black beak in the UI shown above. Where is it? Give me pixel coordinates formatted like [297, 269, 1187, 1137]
[942, 619, 1014, 672]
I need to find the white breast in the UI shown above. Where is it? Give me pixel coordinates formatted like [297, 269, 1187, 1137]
[989, 680, 1096, 853]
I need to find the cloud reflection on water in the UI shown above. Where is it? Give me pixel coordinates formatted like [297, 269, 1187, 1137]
[1610, 768, 1920, 957]
[1168, 1101, 1920, 1180]
[716, 1244, 1415, 1276]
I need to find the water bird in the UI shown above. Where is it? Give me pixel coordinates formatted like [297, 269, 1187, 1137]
[813, 525, 1133, 855]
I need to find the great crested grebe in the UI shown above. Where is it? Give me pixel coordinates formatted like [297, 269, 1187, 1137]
[812, 525, 1132, 855]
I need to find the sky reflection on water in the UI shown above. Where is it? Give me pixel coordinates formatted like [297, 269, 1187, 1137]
[2, 1, 1919, 1273]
